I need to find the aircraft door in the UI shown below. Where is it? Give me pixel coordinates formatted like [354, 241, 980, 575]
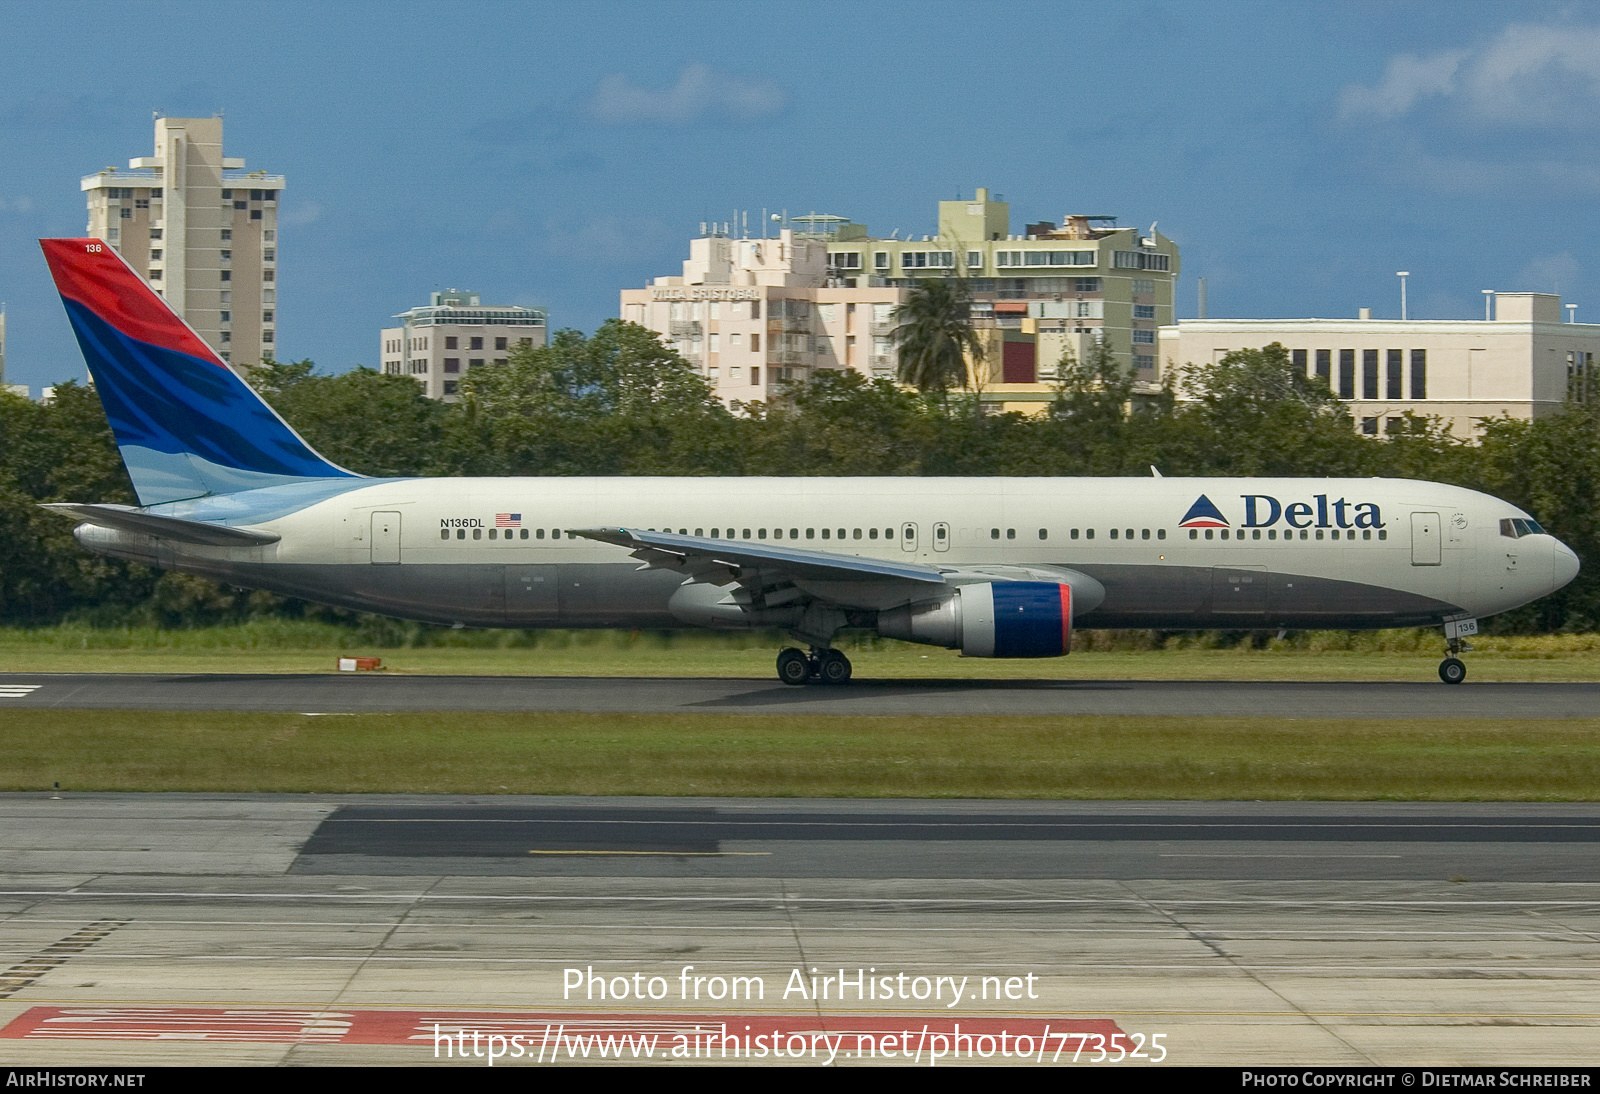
[370, 511, 401, 564]
[901, 523, 918, 552]
[933, 522, 951, 552]
[1410, 511, 1441, 566]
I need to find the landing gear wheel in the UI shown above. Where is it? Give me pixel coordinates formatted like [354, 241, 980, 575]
[776, 648, 810, 686]
[817, 649, 853, 685]
[1439, 657, 1467, 685]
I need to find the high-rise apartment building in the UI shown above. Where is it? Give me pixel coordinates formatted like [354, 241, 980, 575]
[83, 116, 282, 369]
[381, 290, 548, 401]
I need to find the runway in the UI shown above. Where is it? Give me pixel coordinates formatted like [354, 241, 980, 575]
[0, 794, 1597, 1066]
[4, 673, 1600, 716]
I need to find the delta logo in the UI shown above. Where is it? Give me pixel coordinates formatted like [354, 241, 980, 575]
[1178, 495, 1230, 529]
[1180, 494, 1386, 530]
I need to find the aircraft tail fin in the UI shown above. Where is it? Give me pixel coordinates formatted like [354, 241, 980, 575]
[39, 238, 355, 506]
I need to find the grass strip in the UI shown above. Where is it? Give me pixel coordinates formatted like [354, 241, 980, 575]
[3, 712, 1598, 800]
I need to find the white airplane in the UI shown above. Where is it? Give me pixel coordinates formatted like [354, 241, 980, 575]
[39, 237, 1579, 686]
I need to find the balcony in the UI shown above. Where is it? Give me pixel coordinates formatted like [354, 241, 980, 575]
[768, 317, 812, 334]
[668, 320, 702, 338]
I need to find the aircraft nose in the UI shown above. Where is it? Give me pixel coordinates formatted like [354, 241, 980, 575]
[1551, 538, 1580, 592]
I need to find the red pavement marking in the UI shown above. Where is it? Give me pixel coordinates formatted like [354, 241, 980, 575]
[1, 1007, 1124, 1055]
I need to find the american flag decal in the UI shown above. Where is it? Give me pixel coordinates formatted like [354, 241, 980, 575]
[495, 513, 521, 528]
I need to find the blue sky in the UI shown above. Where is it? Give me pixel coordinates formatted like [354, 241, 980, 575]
[4, 0, 1600, 389]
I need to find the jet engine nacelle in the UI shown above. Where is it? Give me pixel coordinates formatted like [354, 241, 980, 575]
[877, 581, 1073, 658]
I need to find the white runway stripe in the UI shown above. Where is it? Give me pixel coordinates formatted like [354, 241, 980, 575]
[0, 685, 40, 698]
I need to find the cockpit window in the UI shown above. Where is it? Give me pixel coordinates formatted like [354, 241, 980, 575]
[1501, 518, 1546, 538]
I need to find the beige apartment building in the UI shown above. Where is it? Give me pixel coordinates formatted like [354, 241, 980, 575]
[620, 228, 909, 405]
[83, 116, 281, 369]
[820, 187, 1179, 406]
[381, 290, 548, 401]
[1157, 292, 1597, 436]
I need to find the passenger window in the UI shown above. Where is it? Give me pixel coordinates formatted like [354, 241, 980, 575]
[822, 529, 830, 539]
[935, 526, 946, 540]
[884, 528, 893, 539]
[837, 529, 846, 539]
[457, 529, 465, 540]
[869, 528, 878, 540]
[489, 529, 497, 540]
[473, 528, 482, 540]
[711, 528, 719, 538]
[536, 529, 544, 539]
[853, 528, 862, 540]
[743, 529, 751, 539]
[440, 529, 449, 540]
[1378, 530, 1388, 540]
[1038, 528, 1048, 540]
[679, 528, 687, 535]
[1316, 530, 1325, 540]
[521, 529, 529, 539]
[695, 528, 703, 537]
[1110, 529, 1119, 540]
[1204, 530, 1213, 540]
[1006, 528, 1015, 539]
[759, 529, 767, 539]
[1267, 530, 1276, 540]
[1300, 530, 1308, 540]
[1157, 529, 1166, 540]
[1141, 529, 1150, 540]
[1189, 530, 1197, 540]
[1252, 530, 1260, 540]
[1085, 529, 1094, 540]
[1070, 529, 1079, 540]
[1125, 529, 1133, 539]
[990, 528, 1000, 539]
[806, 528, 815, 539]
[1363, 530, 1371, 540]
[791, 528, 799, 538]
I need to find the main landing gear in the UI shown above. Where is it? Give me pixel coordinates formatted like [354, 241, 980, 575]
[776, 647, 853, 686]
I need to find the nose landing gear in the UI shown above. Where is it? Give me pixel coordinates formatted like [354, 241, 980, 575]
[775, 647, 853, 686]
[1438, 618, 1477, 685]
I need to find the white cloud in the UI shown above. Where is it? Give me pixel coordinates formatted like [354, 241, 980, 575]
[0, 196, 35, 214]
[1341, 22, 1600, 127]
[587, 63, 785, 125]
[1338, 50, 1464, 119]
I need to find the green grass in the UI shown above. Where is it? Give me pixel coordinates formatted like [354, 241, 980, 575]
[3, 624, 1600, 680]
[4, 711, 1599, 800]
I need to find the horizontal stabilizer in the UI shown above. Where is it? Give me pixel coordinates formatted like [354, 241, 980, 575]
[40, 503, 280, 546]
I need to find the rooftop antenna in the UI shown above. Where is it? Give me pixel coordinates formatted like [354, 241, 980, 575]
[1396, 272, 1409, 320]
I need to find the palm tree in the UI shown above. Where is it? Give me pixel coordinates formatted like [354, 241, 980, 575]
[891, 277, 984, 396]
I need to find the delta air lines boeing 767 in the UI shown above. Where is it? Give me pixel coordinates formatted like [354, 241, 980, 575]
[38, 238, 1579, 685]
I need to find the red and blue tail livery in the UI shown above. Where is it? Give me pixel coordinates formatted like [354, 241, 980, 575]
[39, 238, 354, 505]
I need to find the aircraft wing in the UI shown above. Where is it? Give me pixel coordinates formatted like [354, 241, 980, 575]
[41, 503, 281, 547]
[572, 527, 948, 589]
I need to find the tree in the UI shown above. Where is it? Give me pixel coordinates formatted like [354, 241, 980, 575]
[891, 278, 984, 397]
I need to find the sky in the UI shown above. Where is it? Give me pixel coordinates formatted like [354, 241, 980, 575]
[4, 0, 1600, 390]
